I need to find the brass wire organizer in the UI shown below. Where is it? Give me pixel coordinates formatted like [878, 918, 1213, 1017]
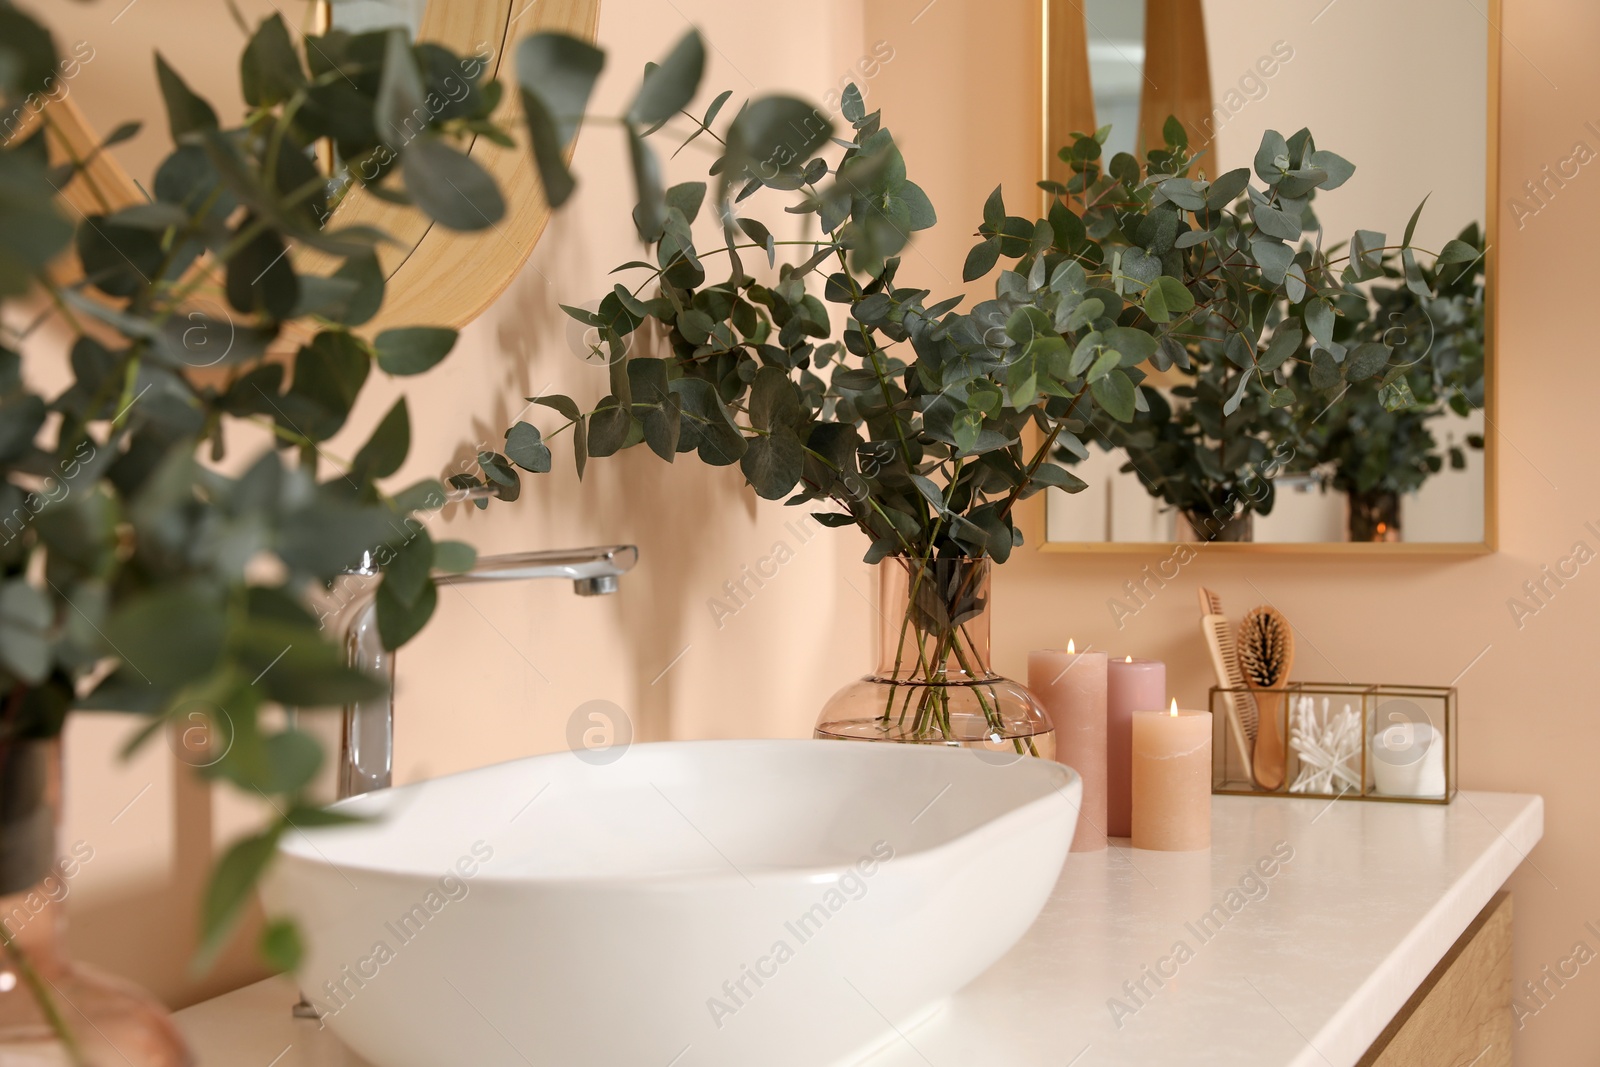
[1210, 683, 1457, 805]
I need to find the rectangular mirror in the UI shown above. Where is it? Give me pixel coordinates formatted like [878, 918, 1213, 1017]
[1041, 0, 1496, 552]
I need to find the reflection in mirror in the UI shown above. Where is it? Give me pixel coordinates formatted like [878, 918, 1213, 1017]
[326, 0, 429, 36]
[1045, 0, 1490, 548]
[1083, 1, 1143, 161]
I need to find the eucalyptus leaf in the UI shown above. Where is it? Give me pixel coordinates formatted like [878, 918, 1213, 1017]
[375, 326, 457, 375]
[403, 135, 506, 231]
[629, 31, 705, 126]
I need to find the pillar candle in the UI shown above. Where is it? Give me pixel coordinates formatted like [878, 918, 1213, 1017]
[1107, 657, 1166, 838]
[1028, 642, 1108, 851]
[1132, 701, 1212, 851]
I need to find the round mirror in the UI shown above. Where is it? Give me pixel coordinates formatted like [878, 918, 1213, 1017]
[31, 0, 599, 333]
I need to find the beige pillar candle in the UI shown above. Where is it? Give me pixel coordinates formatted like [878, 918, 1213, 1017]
[1131, 700, 1212, 851]
[1107, 656, 1166, 839]
[1028, 642, 1108, 852]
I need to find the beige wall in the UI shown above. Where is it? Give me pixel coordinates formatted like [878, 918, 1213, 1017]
[28, 0, 1600, 1061]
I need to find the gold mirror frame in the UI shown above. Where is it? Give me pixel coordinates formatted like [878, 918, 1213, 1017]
[43, 0, 600, 337]
[1032, 0, 1500, 556]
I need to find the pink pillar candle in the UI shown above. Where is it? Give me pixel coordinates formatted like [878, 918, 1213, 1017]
[1131, 703, 1212, 851]
[1106, 657, 1166, 839]
[1028, 644, 1108, 851]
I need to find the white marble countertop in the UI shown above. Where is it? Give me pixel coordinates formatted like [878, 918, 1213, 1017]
[175, 790, 1542, 1067]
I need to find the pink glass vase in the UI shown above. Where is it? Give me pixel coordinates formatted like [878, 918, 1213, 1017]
[0, 739, 192, 1066]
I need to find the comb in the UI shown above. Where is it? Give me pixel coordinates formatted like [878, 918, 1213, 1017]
[1199, 587, 1257, 782]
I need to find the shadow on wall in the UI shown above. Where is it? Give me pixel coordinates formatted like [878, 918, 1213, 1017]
[446, 230, 757, 749]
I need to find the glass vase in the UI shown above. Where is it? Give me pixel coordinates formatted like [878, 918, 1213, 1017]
[814, 557, 1054, 759]
[1347, 489, 1402, 542]
[0, 739, 192, 1067]
[1178, 509, 1255, 542]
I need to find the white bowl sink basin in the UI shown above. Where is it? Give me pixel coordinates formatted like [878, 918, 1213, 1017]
[265, 739, 1080, 1067]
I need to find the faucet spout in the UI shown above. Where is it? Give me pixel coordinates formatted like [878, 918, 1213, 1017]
[336, 544, 638, 799]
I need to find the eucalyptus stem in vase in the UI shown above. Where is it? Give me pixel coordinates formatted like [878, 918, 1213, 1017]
[466, 83, 1440, 750]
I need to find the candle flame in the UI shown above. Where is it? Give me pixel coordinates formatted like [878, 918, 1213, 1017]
[1169, 698, 1179, 717]
[1125, 655, 1133, 663]
[1067, 639, 1075, 654]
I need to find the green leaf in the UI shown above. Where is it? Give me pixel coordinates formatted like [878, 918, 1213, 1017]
[433, 540, 477, 574]
[1252, 201, 1301, 241]
[1436, 238, 1480, 265]
[1401, 247, 1430, 298]
[1308, 149, 1354, 190]
[198, 826, 285, 972]
[154, 53, 218, 142]
[1285, 262, 1307, 304]
[724, 95, 832, 184]
[505, 421, 553, 472]
[1402, 194, 1430, 248]
[740, 429, 804, 499]
[376, 572, 437, 650]
[352, 397, 409, 479]
[1142, 276, 1194, 324]
[288, 330, 370, 440]
[0, 581, 52, 683]
[241, 14, 305, 107]
[329, 251, 386, 327]
[0, 7, 59, 101]
[375, 30, 426, 143]
[963, 237, 1000, 282]
[1090, 369, 1136, 422]
[234, 623, 387, 707]
[518, 33, 606, 207]
[225, 215, 298, 319]
[1251, 237, 1292, 286]
[626, 126, 665, 240]
[1309, 349, 1340, 390]
[1379, 375, 1416, 411]
[1253, 129, 1288, 185]
[629, 30, 704, 126]
[1205, 168, 1251, 210]
[1352, 229, 1386, 274]
[1344, 342, 1390, 382]
[1304, 299, 1335, 348]
[259, 919, 302, 973]
[1030, 463, 1088, 494]
[382, 527, 435, 608]
[477, 451, 520, 499]
[1063, 297, 1103, 333]
[1258, 328, 1301, 372]
[403, 135, 505, 231]
[910, 473, 947, 515]
[952, 410, 982, 454]
[105, 587, 225, 688]
[1086, 347, 1120, 383]
[375, 326, 457, 375]
[394, 479, 448, 513]
[533, 394, 583, 422]
[586, 397, 634, 457]
[1102, 326, 1158, 367]
[260, 729, 324, 794]
[666, 181, 707, 223]
[982, 185, 1005, 230]
[749, 366, 800, 431]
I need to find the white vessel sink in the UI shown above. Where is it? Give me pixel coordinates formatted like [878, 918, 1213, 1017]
[265, 739, 1080, 1067]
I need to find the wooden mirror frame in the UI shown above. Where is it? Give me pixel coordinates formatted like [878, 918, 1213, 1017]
[1031, 0, 1500, 557]
[43, 0, 601, 336]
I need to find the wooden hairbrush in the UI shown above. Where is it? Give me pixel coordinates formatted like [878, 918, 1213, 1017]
[1238, 606, 1295, 791]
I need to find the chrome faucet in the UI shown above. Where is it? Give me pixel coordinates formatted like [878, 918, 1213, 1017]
[336, 544, 639, 799]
